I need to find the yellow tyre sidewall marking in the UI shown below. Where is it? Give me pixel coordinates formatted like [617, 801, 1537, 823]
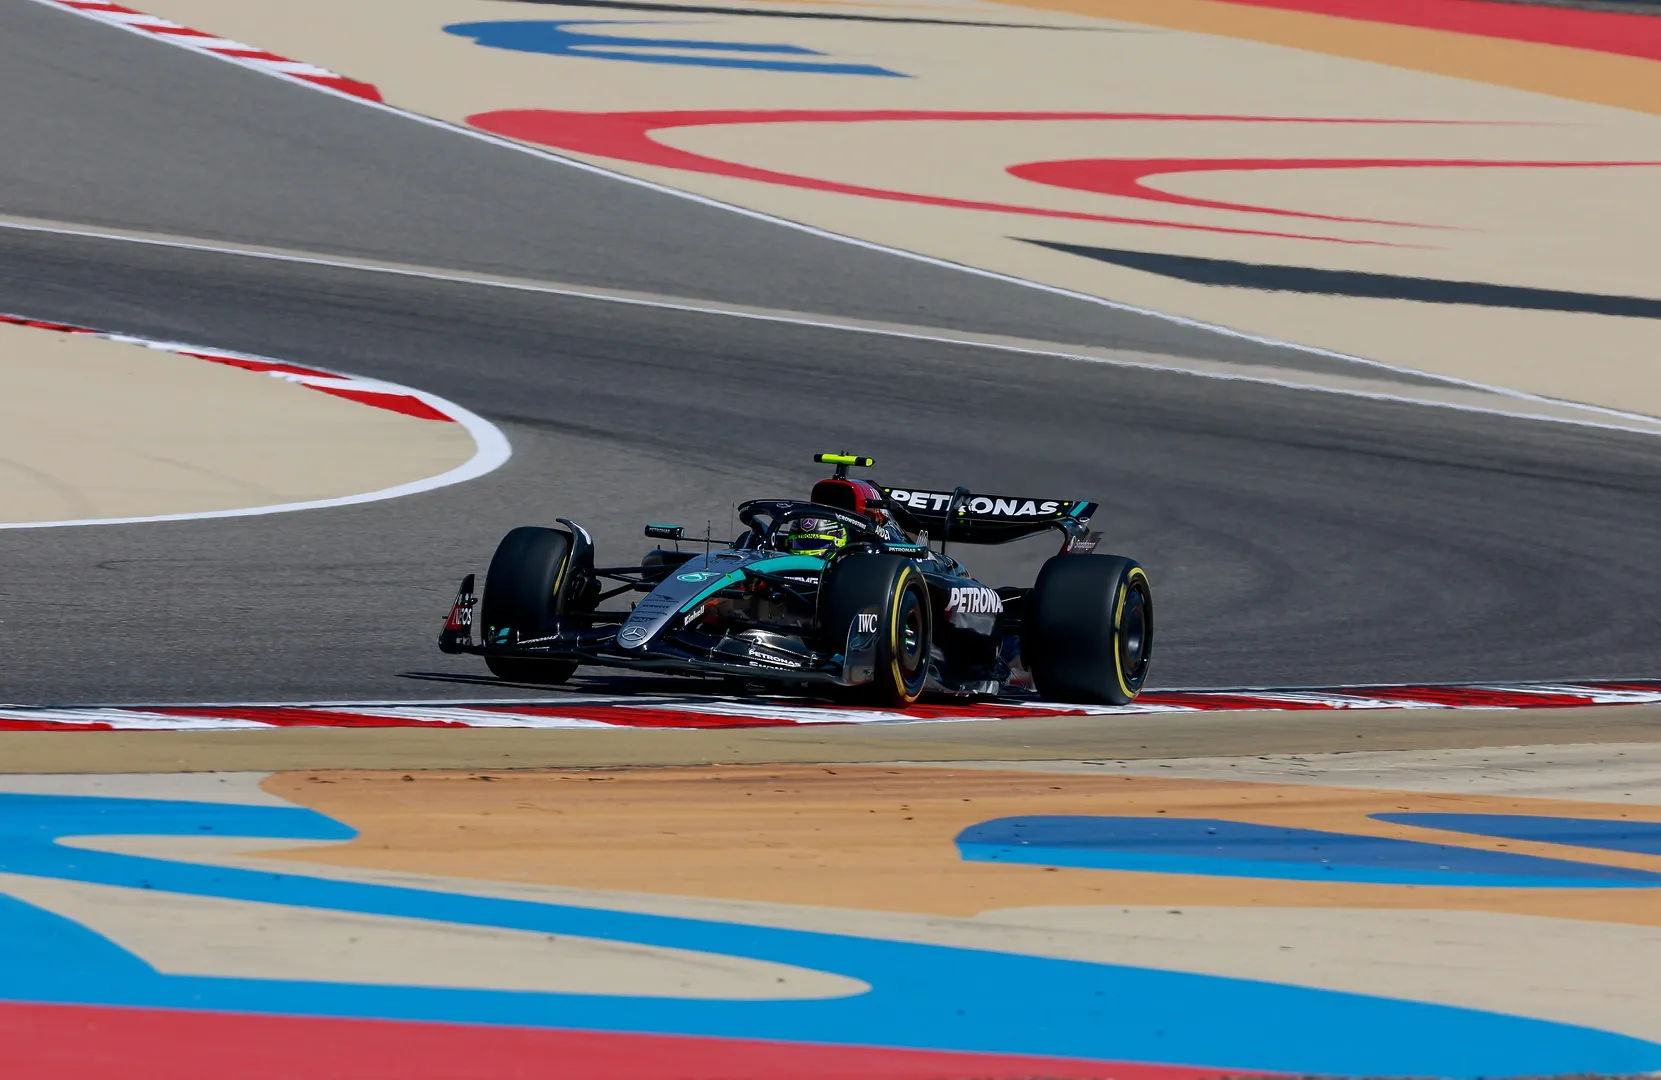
[549, 544, 569, 613]
[1112, 566, 1150, 700]
[889, 566, 922, 703]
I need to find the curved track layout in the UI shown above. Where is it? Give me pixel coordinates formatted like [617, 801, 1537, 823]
[3, 0, 1661, 1076]
[1, 0, 1659, 701]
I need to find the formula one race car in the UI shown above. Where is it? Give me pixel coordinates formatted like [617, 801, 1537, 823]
[439, 454, 1152, 705]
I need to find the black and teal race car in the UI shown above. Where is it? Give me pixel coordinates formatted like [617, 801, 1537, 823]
[439, 454, 1152, 706]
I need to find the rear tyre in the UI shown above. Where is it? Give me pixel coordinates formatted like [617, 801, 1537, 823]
[821, 555, 932, 707]
[481, 526, 580, 685]
[1026, 554, 1152, 705]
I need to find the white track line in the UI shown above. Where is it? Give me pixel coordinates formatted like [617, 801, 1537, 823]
[27, 0, 1661, 441]
[0, 316, 511, 530]
[9, 217, 1661, 442]
[4, 682, 1658, 731]
[3, 691, 1659, 731]
[38, 0, 381, 98]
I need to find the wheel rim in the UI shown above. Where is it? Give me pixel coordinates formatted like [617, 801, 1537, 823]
[1118, 583, 1151, 686]
[895, 587, 926, 685]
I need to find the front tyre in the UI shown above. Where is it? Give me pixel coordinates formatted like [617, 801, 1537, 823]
[481, 526, 580, 685]
[821, 554, 932, 707]
[1026, 554, 1152, 705]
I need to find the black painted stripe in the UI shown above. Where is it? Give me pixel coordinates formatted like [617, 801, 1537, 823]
[1027, 239, 1661, 320]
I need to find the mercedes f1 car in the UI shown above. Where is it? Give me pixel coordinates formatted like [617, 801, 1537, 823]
[438, 454, 1152, 705]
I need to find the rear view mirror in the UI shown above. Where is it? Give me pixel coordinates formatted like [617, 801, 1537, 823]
[644, 523, 685, 541]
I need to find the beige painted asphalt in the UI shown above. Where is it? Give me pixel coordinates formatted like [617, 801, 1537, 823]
[997, 740, 1661, 804]
[47, 826, 1661, 1045]
[0, 320, 475, 524]
[0, 870, 865, 999]
[124, 0, 1661, 419]
[11, 737, 1661, 1051]
[7, 5, 1658, 1051]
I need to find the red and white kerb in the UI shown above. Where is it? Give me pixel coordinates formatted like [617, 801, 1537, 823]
[3, 681, 1658, 732]
[43, 1, 383, 101]
[0, 312, 455, 422]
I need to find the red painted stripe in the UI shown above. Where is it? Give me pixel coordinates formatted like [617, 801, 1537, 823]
[1584, 680, 1661, 694]
[1209, 0, 1661, 63]
[0, 313, 91, 334]
[0, 1001, 1235, 1080]
[152, 708, 467, 729]
[9, 682, 1658, 733]
[1009, 157, 1661, 228]
[46, 2, 385, 102]
[0, 315, 341, 378]
[304, 384, 453, 421]
[294, 74, 385, 102]
[212, 49, 294, 63]
[845, 701, 1092, 720]
[1, 319, 448, 420]
[468, 110, 1448, 248]
[175, 351, 339, 379]
[1346, 686, 1599, 708]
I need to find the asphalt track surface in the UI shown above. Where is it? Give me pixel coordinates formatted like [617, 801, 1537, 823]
[3, 0, 1661, 706]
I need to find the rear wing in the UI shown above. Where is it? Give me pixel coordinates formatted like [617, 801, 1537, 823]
[878, 485, 1098, 545]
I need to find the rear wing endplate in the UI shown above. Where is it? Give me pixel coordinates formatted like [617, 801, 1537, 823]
[878, 486, 1098, 545]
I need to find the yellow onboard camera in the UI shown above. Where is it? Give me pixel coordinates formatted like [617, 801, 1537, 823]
[814, 452, 874, 479]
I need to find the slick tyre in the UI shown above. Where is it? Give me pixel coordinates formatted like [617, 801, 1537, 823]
[1026, 554, 1152, 705]
[821, 555, 932, 707]
[481, 526, 580, 685]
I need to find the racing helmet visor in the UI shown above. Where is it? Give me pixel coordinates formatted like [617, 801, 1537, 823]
[784, 517, 847, 555]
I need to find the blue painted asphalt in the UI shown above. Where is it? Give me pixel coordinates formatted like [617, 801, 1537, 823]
[1, 794, 1659, 1077]
[1376, 813, 1661, 856]
[444, 21, 905, 76]
[957, 815, 1661, 888]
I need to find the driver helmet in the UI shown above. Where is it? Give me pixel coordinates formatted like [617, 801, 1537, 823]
[784, 516, 848, 557]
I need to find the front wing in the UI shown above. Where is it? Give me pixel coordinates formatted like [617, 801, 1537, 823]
[439, 575, 877, 686]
